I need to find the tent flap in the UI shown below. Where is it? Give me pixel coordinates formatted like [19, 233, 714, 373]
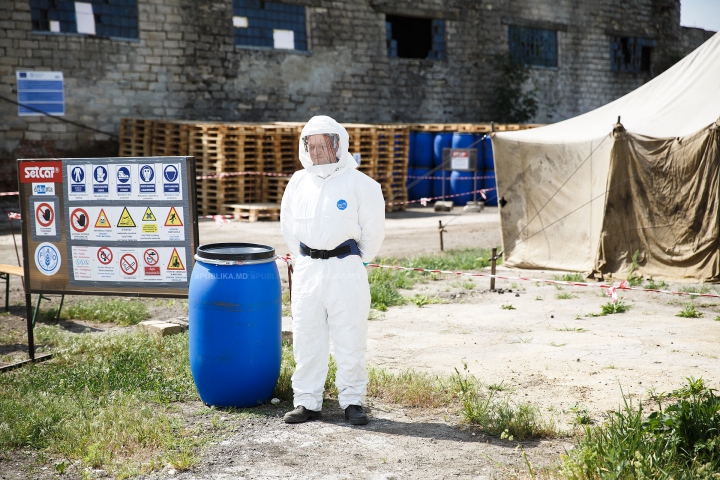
[594, 126, 720, 281]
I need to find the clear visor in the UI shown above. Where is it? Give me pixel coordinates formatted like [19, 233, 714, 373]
[302, 133, 340, 165]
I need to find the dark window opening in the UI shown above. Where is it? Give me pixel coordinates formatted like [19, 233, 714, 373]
[508, 26, 557, 67]
[30, 0, 139, 39]
[386, 15, 445, 60]
[610, 36, 655, 72]
[233, 0, 307, 50]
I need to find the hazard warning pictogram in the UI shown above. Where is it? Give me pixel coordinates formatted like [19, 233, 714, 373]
[142, 207, 156, 221]
[70, 208, 89, 233]
[95, 209, 111, 228]
[167, 248, 185, 270]
[144, 248, 159, 266]
[36, 203, 54, 227]
[164, 207, 183, 227]
[120, 253, 138, 275]
[117, 207, 136, 227]
[97, 247, 113, 265]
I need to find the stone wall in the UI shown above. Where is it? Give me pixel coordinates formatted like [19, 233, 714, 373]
[0, 0, 714, 159]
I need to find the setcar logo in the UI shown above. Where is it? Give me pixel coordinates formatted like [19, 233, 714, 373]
[20, 162, 62, 183]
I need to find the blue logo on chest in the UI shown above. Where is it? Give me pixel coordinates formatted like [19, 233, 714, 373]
[337, 199, 347, 210]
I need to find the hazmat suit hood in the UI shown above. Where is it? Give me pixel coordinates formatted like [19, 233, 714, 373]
[299, 116, 357, 178]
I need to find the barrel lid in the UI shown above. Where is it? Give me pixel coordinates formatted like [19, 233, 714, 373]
[196, 243, 275, 262]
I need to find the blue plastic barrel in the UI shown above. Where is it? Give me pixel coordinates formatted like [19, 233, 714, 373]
[406, 167, 416, 200]
[413, 167, 433, 200]
[408, 132, 416, 168]
[414, 132, 434, 168]
[483, 136, 494, 170]
[189, 243, 281, 407]
[450, 170, 476, 206]
[451, 132, 475, 149]
[484, 169, 497, 206]
[433, 133, 453, 168]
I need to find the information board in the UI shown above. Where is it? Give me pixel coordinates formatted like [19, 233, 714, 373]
[16, 71, 65, 116]
[18, 157, 198, 298]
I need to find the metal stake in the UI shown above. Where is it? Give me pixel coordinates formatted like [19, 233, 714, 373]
[439, 220, 445, 251]
[490, 247, 497, 291]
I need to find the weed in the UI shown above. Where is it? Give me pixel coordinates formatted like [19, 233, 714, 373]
[715, 316, 720, 322]
[501, 304, 516, 310]
[559, 378, 720, 478]
[488, 382, 510, 392]
[644, 278, 668, 290]
[281, 290, 291, 317]
[627, 250, 643, 287]
[368, 368, 455, 408]
[569, 404, 594, 425]
[535, 296, 543, 301]
[402, 248, 497, 271]
[556, 326, 586, 333]
[62, 298, 150, 325]
[679, 285, 714, 294]
[677, 303, 703, 318]
[599, 300, 629, 315]
[606, 364, 616, 369]
[556, 292, 577, 300]
[550, 342, 567, 347]
[462, 280, 475, 290]
[554, 272, 585, 282]
[408, 294, 445, 307]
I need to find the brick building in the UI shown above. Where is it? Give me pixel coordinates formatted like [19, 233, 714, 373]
[0, 0, 715, 166]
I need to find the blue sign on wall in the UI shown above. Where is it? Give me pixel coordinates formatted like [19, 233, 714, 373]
[16, 71, 65, 116]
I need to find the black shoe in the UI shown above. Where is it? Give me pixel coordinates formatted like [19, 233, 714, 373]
[283, 406, 321, 424]
[344, 405, 369, 425]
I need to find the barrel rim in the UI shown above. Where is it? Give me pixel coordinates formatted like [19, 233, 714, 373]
[196, 242, 276, 261]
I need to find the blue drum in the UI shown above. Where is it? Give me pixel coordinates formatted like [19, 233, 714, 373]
[189, 243, 281, 407]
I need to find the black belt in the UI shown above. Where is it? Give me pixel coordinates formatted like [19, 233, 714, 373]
[300, 243, 352, 260]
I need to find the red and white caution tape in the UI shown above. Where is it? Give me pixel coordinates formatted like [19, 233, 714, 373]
[350, 262, 720, 300]
[196, 171, 293, 180]
[7, 211, 21, 220]
[0, 191, 19, 197]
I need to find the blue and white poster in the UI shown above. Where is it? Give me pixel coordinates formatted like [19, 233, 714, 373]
[16, 71, 65, 116]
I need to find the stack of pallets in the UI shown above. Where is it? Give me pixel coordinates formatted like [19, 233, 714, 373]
[376, 126, 409, 212]
[151, 121, 189, 156]
[119, 118, 153, 157]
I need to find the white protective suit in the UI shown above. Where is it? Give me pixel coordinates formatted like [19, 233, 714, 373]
[280, 116, 386, 411]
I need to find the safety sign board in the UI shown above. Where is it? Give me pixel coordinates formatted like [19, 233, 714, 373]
[95, 209, 111, 228]
[70, 246, 188, 283]
[117, 207, 136, 227]
[70, 208, 90, 233]
[164, 206, 183, 226]
[35, 242, 62, 276]
[142, 207, 156, 221]
[66, 162, 184, 202]
[35, 201, 56, 235]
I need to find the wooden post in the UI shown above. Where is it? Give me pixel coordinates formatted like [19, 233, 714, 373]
[438, 220, 444, 251]
[25, 293, 34, 360]
[490, 247, 497, 291]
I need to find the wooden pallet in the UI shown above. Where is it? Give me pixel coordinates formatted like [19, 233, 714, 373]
[262, 176, 291, 204]
[224, 203, 281, 222]
[119, 118, 154, 157]
[151, 121, 189, 156]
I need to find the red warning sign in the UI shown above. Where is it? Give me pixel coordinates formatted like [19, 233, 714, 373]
[35, 202, 54, 227]
[144, 248, 159, 266]
[97, 247, 113, 265]
[95, 209, 111, 228]
[70, 208, 89, 233]
[120, 253, 138, 275]
[167, 248, 185, 271]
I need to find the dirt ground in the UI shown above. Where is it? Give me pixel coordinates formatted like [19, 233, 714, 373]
[2, 205, 720, 479]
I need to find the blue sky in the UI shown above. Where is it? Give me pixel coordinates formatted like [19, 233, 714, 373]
[681, 0, 720, 31]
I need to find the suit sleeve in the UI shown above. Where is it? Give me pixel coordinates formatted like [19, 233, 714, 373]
[280, 175, 301, 258]
[357, 179, 386, 263]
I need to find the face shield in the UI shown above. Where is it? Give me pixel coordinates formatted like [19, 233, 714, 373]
[302, 133, 340, 165]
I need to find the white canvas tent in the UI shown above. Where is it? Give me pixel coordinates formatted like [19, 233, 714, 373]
[492, 31, 720, 281]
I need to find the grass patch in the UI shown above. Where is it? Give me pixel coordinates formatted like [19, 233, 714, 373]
[281, 290, 291, 317]
[501, 304, 516, 310]
[556, 292, 577, 300]
[407, 294, 446, 307]
[61, 298, 150, 326]
[368, 266, 415, 311]
[677, 303, 703, 318]
[559, 377, 720, 478]
[644, 278, 668, 290]
[402, 248, 497, 271]
[0, 327, 199, 475]
[626, 249, 643, 287]
[555, 272, 585, 282]
[679, 285, 714, 294]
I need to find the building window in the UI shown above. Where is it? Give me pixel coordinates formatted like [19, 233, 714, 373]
[30, 0, 139, 39]
[610, 37, 655, 72]
[508, 25, 557, 67]
[233, 0, 307, 50]
[386, 16, 445, 60]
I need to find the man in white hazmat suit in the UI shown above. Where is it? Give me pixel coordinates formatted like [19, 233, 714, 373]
[280, 116, 385, 425]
